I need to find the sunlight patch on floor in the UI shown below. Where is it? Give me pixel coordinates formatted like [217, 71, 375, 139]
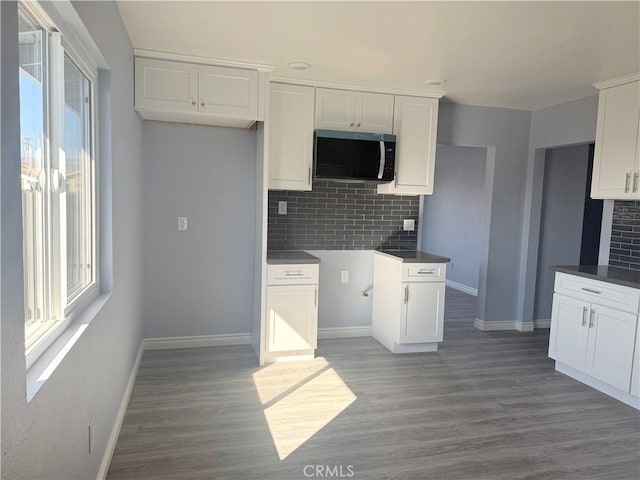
[253, 359, 357, 460]
[253, 357, 329, 405]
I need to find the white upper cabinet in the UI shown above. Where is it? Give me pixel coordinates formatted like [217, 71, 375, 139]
[134, 57, 260, 128]
[198, 64, 258, 118]
[378, 95, 439, 196]
[135, 58, 198, 113]
[315, 88, 394, 133]
[591, 76, 640, 199]
[268, 83, 315, 191]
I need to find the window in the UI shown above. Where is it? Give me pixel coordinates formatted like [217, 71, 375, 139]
[19, 3, 98, 366]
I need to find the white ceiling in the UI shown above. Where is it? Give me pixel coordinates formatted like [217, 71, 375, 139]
[117, 1, 640, 110]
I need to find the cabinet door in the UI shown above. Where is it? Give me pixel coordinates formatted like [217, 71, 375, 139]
[266, 284, 318, 352]
[399, 282, 444, 344]
[591, 81, 640, 199]
[548, 294, 589, 371]
[269, 84, 314, 191]
[630, 317, 640, 397]
[135, 58, 198, 113]
[377, 96, 438, 195]
[354, 92, 394, 133]
[198, 65, 258, 119]
[584, 305, 638, 391]
[315, 88, 356, 130]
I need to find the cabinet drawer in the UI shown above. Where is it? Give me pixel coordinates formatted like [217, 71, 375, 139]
[401, 263, 446, 283]
[267, 264, 319, 285]
[554, 273, 640, 314]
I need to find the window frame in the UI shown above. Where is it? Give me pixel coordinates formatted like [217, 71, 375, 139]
[20, 1, 101, 370]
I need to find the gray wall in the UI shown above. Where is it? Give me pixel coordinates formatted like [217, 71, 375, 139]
[307, 250, 374, 329]
[534, 145, 589, 320]
[142, 122, 257, 338]
[518, 96, 599, 323]
[437, 102, 531, 322]
[1, 2, 144, 478]
[422, 145, 486, 291]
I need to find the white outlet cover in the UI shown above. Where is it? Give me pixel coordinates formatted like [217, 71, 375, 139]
[178, 216, 188, 231]
[403, 219, 415, 231]
[340, 270, 349, 283]
[278, 201, 287, 215]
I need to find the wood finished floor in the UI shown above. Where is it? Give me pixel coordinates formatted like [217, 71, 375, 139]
[107, 289, 640, 480]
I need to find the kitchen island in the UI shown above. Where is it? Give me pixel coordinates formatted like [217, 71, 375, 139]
[549, 265, 640, 409]
[372, 249, 450, 353]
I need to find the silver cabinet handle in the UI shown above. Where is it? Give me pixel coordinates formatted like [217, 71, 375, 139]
[582, 306, 588, 327]
[308, 166, 311, 185]
[581, 287, 601, 295]
[589, 308, 595, 328]
[191, 100, 196, 106]
[314, 288, 317, 307]
[625, 172, 631, 192]
[284, 271, 304, 276]
[634, 172, 638, 192]
[200, 101, 205, 107]
[417, 269, 435, 274]
[403, 285, 409, 304]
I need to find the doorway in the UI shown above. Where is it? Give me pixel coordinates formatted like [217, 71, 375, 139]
[533, 143, 603, 321]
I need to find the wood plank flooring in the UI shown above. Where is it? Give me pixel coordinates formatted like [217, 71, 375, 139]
[107, 289, 640, 480]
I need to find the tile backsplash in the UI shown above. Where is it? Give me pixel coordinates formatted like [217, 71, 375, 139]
[268, 180, 419, 251]
[609, 201, 640, 271]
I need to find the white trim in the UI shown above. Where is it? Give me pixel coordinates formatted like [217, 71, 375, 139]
[473, 319, 536, 332]
[555, 361, 639, 410]
[97, 342, 144, 480]
[593, 73, 640, 90]
[269, 75, 446, 99]
[446, 280, 478, 296]
[133, 48, 275, 72]
[317, 326, 372, 339]
[534, 318, 551, 329]
[143, 333, 252, 351]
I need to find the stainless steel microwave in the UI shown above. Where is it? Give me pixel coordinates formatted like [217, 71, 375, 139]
[313, 129, 396, 183]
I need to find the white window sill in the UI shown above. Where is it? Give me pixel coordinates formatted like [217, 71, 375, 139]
[26, 291, 112, 402]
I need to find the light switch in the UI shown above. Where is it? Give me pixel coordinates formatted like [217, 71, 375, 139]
[177, 216, 188, 231]
[403, 219, 415, 231]
[278, 201, 287, 215]
[341, 270, 349, 283]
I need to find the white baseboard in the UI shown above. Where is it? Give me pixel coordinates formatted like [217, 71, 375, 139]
[97, 342, 144, 480]
[318, 326, 372, 339]
[534, 318, 551, 329]
[474, 319, 535, 332]
[143, 333, 251, 350]
[446, 280, 478, 296]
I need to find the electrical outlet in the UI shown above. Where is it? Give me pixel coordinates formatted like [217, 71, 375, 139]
[177, 216, 188, 232]
[340, 270, 349, 283]
[278, 201, 287, 215]
[88, 417, 95, 454]
[403, 219, 415, 231]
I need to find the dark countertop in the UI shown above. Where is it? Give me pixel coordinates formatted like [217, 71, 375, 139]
[375, 249, 451, 264]
[267, 250, 321, 265]
[552, 265, 640, 289]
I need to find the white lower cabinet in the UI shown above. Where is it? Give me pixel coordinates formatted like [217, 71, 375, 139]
[264, 263, 318, 362]
[372, 252, 446, 353]
[549, 272, 640, 408]
[266, 284, 317, 352]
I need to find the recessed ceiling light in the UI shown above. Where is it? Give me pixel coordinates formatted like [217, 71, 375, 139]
[288, 62, 312, 71]
[425, 78, 447, 88]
